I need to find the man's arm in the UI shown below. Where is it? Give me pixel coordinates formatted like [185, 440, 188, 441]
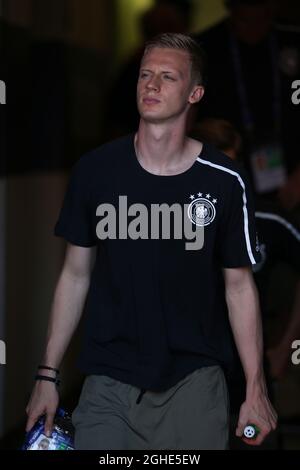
[223, 266, 277, 445]
[25, 242, 96, 436]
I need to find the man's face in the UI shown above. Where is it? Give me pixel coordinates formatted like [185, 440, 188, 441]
[231, 5, 273, 45]
[137, 47, 202, 124]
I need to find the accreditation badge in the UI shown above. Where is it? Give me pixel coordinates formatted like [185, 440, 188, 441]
[250, 141, 287, 194]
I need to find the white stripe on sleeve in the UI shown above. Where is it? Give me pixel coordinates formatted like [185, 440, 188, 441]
[197, 158, 257, 264]
[255, 212, 300, 242]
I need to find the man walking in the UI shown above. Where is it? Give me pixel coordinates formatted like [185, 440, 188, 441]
[26, 33, 277, 450]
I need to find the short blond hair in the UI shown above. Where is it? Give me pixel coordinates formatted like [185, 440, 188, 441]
[143, 33, 206, 86]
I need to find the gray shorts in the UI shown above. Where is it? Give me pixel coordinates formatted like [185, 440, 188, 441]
[72, 365, 229, 450]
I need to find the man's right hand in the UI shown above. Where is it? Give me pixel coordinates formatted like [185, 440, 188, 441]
[25, 381, 59, 437]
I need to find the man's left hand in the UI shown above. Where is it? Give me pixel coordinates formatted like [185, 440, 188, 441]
[236, 389, 278, 446]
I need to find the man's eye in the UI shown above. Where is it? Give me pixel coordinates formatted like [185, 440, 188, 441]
[140, 73, 149, 79]
[164, 76, 175, 81]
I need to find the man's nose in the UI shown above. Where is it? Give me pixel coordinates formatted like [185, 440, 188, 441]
[146, 76, 160, 91]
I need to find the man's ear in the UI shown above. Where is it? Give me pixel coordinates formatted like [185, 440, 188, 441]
[189, 85, 205, 104]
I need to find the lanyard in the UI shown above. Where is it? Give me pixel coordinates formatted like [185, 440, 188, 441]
[229, 31, 281, 136]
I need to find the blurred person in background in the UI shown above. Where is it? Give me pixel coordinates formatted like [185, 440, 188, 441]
[193, 0, 300, 210]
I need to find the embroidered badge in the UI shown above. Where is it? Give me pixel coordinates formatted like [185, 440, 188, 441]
[187, 192, 217, 227]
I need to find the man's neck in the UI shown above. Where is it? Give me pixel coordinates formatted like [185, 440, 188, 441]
[135, 120, 202, 176]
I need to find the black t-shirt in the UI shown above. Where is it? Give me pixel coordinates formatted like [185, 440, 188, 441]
[54, 133, 260, 391]
[254, 209, 300, 310]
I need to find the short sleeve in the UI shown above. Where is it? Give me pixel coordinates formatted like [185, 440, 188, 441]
[54, 156, 97, 247]
[256, 212, 300, 274]
[219, 171, 261, 268]
[278, 220, 300, 273]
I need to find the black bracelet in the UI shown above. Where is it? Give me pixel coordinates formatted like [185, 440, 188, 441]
[38, 365, 60, 374]
[35, 374, 60, 386]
